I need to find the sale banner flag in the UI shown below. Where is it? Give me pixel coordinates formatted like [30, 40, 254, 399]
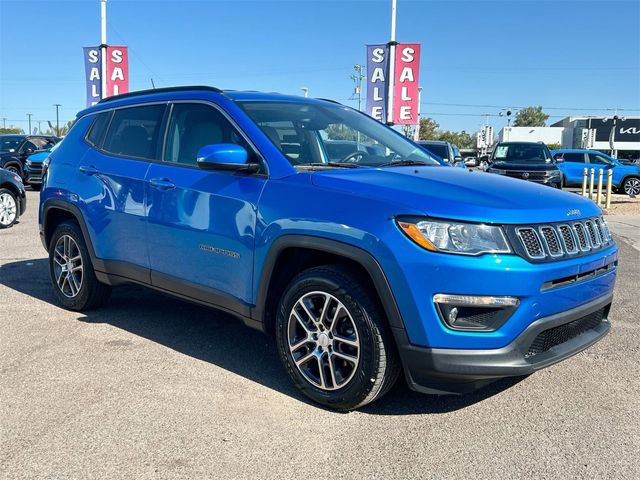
[392, 43, 421, 125]
[366, 44, 389, 122]
[83, 47, 102, 107]
[105, 46, 129, 97]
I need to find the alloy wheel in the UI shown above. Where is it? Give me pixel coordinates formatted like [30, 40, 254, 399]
[623, 178, 640, 196]
[287, 291, 360, 391]
[53, 235, 84, 298]
[0, 193, 17, 226]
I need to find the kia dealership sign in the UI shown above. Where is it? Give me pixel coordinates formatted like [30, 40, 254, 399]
[366, 43, 421, 125]
[83, 45, 129, 106]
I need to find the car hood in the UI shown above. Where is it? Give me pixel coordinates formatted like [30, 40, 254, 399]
[490, 161, 558, 171]
[26, 151, 49, 163]
[310, 166, 600, 224]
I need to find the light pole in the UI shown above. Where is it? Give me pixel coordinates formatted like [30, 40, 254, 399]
[27, 114, 33, 134]
[301, 87, 309, 98]
[386, 0, 398, 125]
[54, 104, 61, 136]
[2, 118, 6, 129]
[351, 64, 365, 112]
[101, 0, 108, 99]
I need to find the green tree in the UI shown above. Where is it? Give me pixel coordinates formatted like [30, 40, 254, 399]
[513, 106, 549, 127]
[436, 130, 476, 149]
[0, 127, 24, 134]
[42, 120, 75, 137]
[417, 117, 440, 140]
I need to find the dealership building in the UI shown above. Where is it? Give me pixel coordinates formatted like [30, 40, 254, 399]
[496, 116, 640, 161]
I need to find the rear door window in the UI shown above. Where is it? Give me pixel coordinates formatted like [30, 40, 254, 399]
[102, 105, 165, 160]
[563, 152, 585, 163]
[588, 153, 614, 165]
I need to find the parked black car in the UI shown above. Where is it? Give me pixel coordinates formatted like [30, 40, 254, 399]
[486, 141, 562, 188]
[0, 166, 27, 229]
[0, 134, 60, 180]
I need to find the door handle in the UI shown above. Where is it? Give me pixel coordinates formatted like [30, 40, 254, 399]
[79, 165, 99, 175]
[149, 177, 176, 191]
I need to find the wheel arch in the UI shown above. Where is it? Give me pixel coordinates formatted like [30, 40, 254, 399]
[254, 235, 405, 336]
[42, 200, 103, 269]
[620, 174, 640, 191]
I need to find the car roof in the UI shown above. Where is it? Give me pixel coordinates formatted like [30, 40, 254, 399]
[496, 141, 546, 146]
[552, 149, 599, 153]
[418, 140, 448, 145]
[77, 86, 342, 118]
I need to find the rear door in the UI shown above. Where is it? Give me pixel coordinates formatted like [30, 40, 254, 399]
[145, 101, 266, 309]
[79, 104, 166, 281]
[558, 152, 587, 186]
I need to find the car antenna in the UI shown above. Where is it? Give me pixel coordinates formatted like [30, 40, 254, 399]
[150, 78, 156, 89]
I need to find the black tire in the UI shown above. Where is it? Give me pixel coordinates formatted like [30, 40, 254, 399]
[0, 188, 19, 229]
[29, 183, 42, 191]
[48, 221, 111, 311]
[622, 176, 640, 196]
[276, 265, 400, 411]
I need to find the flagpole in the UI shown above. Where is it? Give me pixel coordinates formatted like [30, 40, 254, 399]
[100, 0, 108, 99]
[386, 0, 397, 125]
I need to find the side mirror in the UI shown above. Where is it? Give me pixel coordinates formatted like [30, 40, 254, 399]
[554, 156, 564, 163]
[196, 144, 258, 172]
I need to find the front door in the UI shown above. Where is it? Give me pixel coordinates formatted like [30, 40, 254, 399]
[145, 102, 266, 309]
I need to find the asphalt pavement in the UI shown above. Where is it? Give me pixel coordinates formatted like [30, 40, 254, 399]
[1, 191, 639, 479]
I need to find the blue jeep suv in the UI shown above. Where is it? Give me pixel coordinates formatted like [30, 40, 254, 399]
[39, 87, 618, 410]
[553, 149, 640, 196]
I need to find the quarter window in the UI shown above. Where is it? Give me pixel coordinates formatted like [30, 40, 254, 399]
[86, 112, 112, 147]
[164, 103, 253, 166]
[102, 105, 165, 159]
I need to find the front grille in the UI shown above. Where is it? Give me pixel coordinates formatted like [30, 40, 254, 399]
[525, 307, 607, 358]
[516, 228, 544, 259]
[504, 170, 549, 180]
[540, 226, 562, 257]
[508, 216, 613, 262]
[558, 225, 578, 254]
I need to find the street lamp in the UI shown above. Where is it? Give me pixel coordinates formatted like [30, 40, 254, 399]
[300, 87, 309, 98]
[27, 113, 33, 134]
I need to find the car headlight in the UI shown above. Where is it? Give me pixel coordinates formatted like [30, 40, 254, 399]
[487, 168, 506, 175]
[25, 159, 32, 166]
[396, 218, 512, 255]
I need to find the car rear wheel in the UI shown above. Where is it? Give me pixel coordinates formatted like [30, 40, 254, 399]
[622, 177, 640, 196]
[276, 265, 400, 411]
[0, 189, 18, 229]
[49, 221, 111, 311]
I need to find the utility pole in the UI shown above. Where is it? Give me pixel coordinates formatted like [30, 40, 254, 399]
[27, 114, 33, 135]
[37, 120, 42, 133]
[413, 86, 422, 141]
[386, 0, 398, 125]
[2, 118, 6, 129]
[101, 0, 108, 99]
[351, 64, 366, 112]
[54, 104, 61, 136]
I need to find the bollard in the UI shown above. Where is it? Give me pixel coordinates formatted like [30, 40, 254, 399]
[581, 167, 588, 197]
[606, 169, 613, 209]
[588, 168, 595, 200]
[596, 169, 603, 205]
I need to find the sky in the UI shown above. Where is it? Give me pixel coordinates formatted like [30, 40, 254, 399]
[1, 0, 639, 134]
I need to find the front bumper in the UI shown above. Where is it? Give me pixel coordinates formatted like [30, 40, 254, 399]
[24, 164, 43, 184]
[395, 292, 612, 394]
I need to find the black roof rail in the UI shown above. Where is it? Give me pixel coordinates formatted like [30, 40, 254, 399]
[98, 85, 223, 104]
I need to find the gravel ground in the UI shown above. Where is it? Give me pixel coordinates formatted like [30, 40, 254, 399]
[1, 191, 639, 479]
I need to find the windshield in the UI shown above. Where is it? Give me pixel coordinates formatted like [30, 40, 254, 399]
[421, 143, 448, 160]
[0, 136, 24, 153]
[492, 143, 552, 164]
[238, 101, 441, 168]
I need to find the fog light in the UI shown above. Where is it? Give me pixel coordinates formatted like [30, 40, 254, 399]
[433, 294, 519, 331]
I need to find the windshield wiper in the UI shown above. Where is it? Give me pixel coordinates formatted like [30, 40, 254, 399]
[378, 159, 432, 167]
[302, 162, 363, 169]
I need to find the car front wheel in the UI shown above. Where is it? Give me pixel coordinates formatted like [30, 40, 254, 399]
[276, 265, 400, 411]
[0, 188, 18, 229]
